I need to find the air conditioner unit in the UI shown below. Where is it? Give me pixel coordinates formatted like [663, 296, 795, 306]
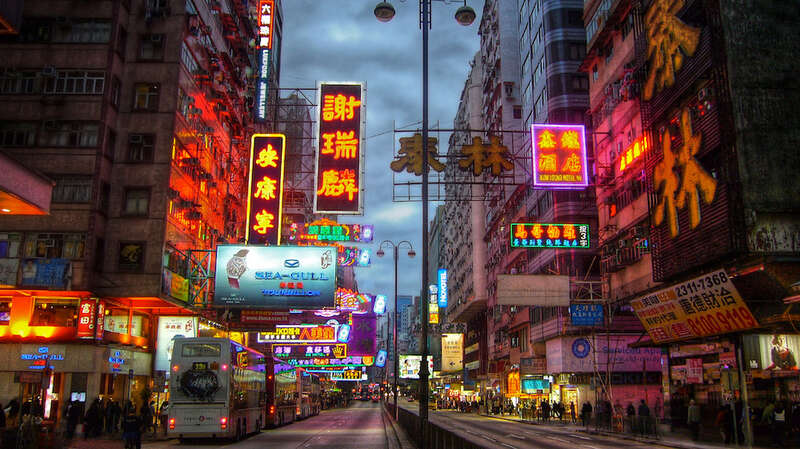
[43, 120, 58, 130]
[43, 239, 56, 247]
[150, 34, 164, 44]
[130, 134, 143, 143]
[41, 66, 57, 77]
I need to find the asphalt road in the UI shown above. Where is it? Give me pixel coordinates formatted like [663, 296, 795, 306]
[398, 398, 659, 449]
[143, 401, 391, 449]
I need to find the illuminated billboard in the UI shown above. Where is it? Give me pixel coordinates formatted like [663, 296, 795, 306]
[257, 324, 338, 343]
[245, 135, 286, 245]
[273, 343, 347, 359]
[399, 355, 434, 379]
[437, 269, 448, 308]
[329, 368, 367, 381]
[441, 333, 463, 372]
[510, 223, 590, 249]
[254, 1, 275, 122]
[531, 124, 588, 189]
[214, 245, 336, 309]
[314, 82, 365, 214]
[155, 316, 197, 373]
[290, 219, 374, 243]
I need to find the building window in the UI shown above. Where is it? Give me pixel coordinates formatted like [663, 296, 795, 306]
[0, 69, 38, 94]
[110, 76, 121, 108]
[592, 65, 599, 82]
[52, 20, 112, 43]
[139, 34, 165, 60]
[52, 177, 92, 203]
[127, 133, 155, 161]
[571, 76, 589, 91]
[569, 43, 586, 61]
[40, 121, 100, 147]
[23, 233, 86, 259]
[44, 71, 105, 95]
[94, 238, 105, 271]
[567, 10, 583, 27]
[124, 188, 150, 216]
[0, 233, 22, 259]
[118, 242, 145, 272]
[513, 105, 522, 119]
[0, 122, 37, 147]
[133, 83, 159, 111]
[180, 43, 199, 74]
[30, 298, 78, 327]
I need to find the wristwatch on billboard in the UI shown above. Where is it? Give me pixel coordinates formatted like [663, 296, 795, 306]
[225, 249, 249, 289]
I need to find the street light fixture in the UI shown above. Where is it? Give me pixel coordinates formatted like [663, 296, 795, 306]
[376, 239, 415, 420]
[376, 1, 475, 446]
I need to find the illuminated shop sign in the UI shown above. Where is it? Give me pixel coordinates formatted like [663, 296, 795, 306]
[376, 349, 387, 367]
[329, 369, 367, 381]
[511, 223, 590, 249]
[108, 350, 130, 373]
[273, 343, 347, 359]
[314, 82, 365, 214]
[214, 245, 336, 309]
[77, 299, 96, 339]
[338, 246, 370, 267]
[373, 295, 386, 315]
[257, 325, 338, 343]
[245, 135, 286, 245]
[531, 124, 588, 189]
[257, 0, 275, 49]
[336, 288, 371, 312]
[20, 346, 65, 370]
[281, 355, 373, 367]
[254, 1, 274, 122]
[618, 135, 649, 174]
[290, 219, 374, 243]
[437, 269, 448, 308]
[399, 355, 434, 379]
[429, 285, 439, 324]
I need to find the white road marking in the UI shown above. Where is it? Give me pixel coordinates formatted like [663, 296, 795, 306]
[507, 433, 527, 440]
[482, 434, 498, 442]
[574, 434, 591, 440]
[500, 443, 517, 449]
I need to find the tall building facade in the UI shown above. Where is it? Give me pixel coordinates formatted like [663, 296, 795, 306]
[583, 0, 800, 443]
[0, 0, 271, 420]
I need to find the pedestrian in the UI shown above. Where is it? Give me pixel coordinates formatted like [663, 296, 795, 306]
[122, 408, 142, 449]
[715, 404, 732, 444]
[159, 401, 170, 435]
[0, 401, 6, 430]
[85, 398, 100, 438]
[570, 401, 576, 423]
[66, 401, 81, 439]
[773, 402, 786, 447]
[542, 400, 550, 423]
[112, 400, 122, 433]
[637, 399, 650, 436]
[687, 399, 701, 441]
[581, 401, 592, 427]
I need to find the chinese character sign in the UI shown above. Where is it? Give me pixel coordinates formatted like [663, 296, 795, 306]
[510, 223, 590, 249]
[246, 134, 286, 245]
[77, 299, 96, 339]
[257, 0, 275, 50]
[531, 124, 588, 189]
[315, 82, 365, 214]
[631, 269, 758, 344]
[643, 0, 699, 100]
[569, 304, 604, 326]
[254, 1, 274, 122]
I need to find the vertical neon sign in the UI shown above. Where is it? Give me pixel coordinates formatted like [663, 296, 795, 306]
[246, 134, 286, 245]
[254, 0, 275, 122]
[314, 82, 365, 214]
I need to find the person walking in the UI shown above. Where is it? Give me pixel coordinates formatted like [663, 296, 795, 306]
[637, 399, 650, 436]
[626, 402, 636, 433]
[570, 401, 576, 424]
[581, 401, 592, 427]
[773, 402, 787, 447]
[122, 409, 142, 449]
[716, 404, 733, 444]
[65, 401, 81, 440]
[687, 399, 701, 441]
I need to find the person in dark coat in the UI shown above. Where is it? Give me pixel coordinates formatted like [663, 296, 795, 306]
[0, 401, 6, 429]
[581, 401, 592, 427]
[84, 398, 101, 438]
[122, 409, 142, 449]
[66, 401, 81, 439]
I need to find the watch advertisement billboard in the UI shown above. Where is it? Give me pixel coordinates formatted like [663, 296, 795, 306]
[214, 245, 336, 309]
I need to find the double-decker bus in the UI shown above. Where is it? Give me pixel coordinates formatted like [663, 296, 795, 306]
[266, 357, 298, 427]
[168, 338, 266, 441]
[297, 368, 321, 419]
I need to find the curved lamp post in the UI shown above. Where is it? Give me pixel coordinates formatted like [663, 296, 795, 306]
[376, 239, 415, 420]
[375, 1, 475, 446]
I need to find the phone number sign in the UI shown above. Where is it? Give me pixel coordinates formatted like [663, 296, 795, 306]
[631, 269, 758, 343]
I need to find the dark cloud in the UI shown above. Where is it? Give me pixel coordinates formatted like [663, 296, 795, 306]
[281, 0, 480, 299]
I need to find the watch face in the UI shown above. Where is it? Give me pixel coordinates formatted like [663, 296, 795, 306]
[226, 249, 249, 279]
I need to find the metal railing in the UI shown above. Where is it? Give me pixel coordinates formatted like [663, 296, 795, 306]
[385, 403, 485, 449]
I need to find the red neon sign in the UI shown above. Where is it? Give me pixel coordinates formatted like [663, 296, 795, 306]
[531, 124, 588, 189]
[315, 83, 364, 214]
[257, 0, 275, 50]
[77, 299, 95, 339]
[246, 134, 286, 245]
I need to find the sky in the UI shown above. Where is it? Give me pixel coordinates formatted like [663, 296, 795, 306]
[280, 1, 482, 306]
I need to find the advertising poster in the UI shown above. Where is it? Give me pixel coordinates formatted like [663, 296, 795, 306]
[441, 333, 463, 372]
[686, 357, 704, 384]
[155, 316, 198, 373]
[0, 258, 19, 286]
[546, 335, 661, 373]
[399, 355, 434, 379]
[511, 223, 590, 249]
[631, 269, 758, 343]
[743, 334, 800, 371]
[214, 245, 336, 309]
[20, 259, 69, 288]
[569, 303, 604, 326]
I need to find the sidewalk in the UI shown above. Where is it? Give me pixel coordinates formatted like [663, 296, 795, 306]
[476, 412, 771, 449]
[65, 432, 172, 449]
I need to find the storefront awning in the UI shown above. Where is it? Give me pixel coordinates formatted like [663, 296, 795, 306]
[102, 296, 195, 315]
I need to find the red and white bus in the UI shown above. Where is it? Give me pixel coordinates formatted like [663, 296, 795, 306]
[168, 338, 266, 441]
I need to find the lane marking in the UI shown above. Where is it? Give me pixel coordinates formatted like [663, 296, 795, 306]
[507, 433, 527, 440]
[481, 434, 498, 442]
[574, 434, 591, 440]
[500, 444, 517, 449]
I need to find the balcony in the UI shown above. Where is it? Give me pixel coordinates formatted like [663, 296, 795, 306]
[447, 293, 487, 323]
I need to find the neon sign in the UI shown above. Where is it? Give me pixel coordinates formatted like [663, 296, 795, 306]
[618, 136, 649, 173]
[21, 347, 65, 370]
[273, 344, 347, 359]
[531, 124, 589, 189]
[314, 82, 365, 214]
[510, 223, 591, 249]
[437, 269, 448, 308]
[256, 325, 337, 343]
[257, 0, 275, 49]
[245, 134, 286, 245]
[290, 219, 374, 243]
[77, 299, 96, 339]
[338, 246, 370, 267]
[254, 1, 275, 122]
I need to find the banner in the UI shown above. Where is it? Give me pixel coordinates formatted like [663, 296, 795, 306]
[569, 304, 604, 326]
[441, 333, 463, 372]
[20, 259, 69, 288]
[156, 316, 198, 373]
[631, 269, 758, 343]
[76, 299, 96, 339]
[496, 275, 570, 306]
[245, 134, 286, 245]
[686, 358, 704, 384]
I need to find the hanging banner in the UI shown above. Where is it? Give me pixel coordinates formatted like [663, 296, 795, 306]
[95, 301, 105, 339]
[76, 299, 96, 339]
[441, 333, 463, 372]
[246, 134, 286, 245]
[314, 82, 365, 214]
[686, 358, 704, 384]
[254, 0, 275, 122]
[631, 269, 758, 343]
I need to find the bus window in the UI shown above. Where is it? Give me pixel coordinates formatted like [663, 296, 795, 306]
[181, 343, 221, 357]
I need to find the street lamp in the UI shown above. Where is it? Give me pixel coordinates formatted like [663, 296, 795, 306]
[375, 1, 475, 445]
[376, 239, 415, 420]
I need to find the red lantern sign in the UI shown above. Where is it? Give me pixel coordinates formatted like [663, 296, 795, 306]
[314, 82, 365, 214]
[246, 134, 286, 245]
